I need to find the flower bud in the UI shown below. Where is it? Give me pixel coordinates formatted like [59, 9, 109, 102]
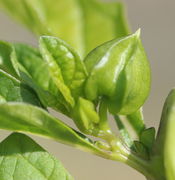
[84, 30, 151, 115]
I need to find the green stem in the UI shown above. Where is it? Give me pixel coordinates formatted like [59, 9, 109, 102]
[92, 139, 165, 180]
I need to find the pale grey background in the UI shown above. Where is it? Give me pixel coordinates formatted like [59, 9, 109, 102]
[0, 0, 175, 179]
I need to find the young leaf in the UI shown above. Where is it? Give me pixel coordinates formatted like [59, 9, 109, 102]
[72, 97, 100, 134]
[0, 0, 129, 56]
[0, 69, 42, 106]
[0, 133, 73, 180]
[154, 89, 175, 180]
[0, 102, 105, 157]
[133, 141, 149, 160]
[85, 30, 151, 115]
[12, 43, 74, 114]
[140, 127, 155, 152]
[39, 36, 87, 99]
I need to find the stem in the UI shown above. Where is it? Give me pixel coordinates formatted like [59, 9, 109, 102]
[109, 142, 153, 178]
[92, 139, 165, 180]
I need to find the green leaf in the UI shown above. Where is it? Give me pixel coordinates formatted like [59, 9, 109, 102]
[39, 36, 87, 99]
[154, 89, 175, 180]
[84, 30, 151, 115]
[0, 69, 42, 106]
[72, 97, 100, 134]
[133, 141, 148, 160]
[140, 127, 155, 151]
[0, 0, 129, 56]
[12, 43, 74, 114]
[0, 133, 73, 180]
[0, 102, 104, 157]
[0, 41, 18, 78]
[77, 0, 130, 54]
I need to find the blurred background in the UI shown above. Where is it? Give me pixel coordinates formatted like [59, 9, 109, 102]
[0, 0, 175, 179]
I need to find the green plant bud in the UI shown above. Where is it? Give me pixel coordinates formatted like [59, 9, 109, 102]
[84, 30, 151, 115]
[72, 97, 100, 134]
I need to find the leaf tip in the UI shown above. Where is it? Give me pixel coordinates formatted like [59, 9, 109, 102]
[135, 28, 141, 38]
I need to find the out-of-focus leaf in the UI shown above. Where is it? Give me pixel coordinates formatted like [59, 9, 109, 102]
[0, 69, 42, 106]
[39, 36, 87, 99]
[85, 30, 151, 115]
[0, 133, 74, 180]
[0, 0, 129, 56]
[0, 102, 105, 157]
[77, 0, 130, 54]
[154, 89, 175, 180]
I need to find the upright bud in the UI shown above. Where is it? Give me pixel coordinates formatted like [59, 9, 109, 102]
[84, 30, 151, 115]
[72, 97, 100, 134]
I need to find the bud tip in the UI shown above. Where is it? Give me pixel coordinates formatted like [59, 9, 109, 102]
[135, 28, 141, 38]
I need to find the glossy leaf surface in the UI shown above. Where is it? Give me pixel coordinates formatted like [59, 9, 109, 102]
[0, 0, 129, 56]
[39, 36, 87, 99]
[0, 102, 103, 156]
[0, 133, 73, 180]
[85, 30, 151, 115]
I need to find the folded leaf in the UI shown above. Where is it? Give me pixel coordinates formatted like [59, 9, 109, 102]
[0, 69, 42, 106]
[12, 43, 74, 114]
[154, 89, 175, 180]
[39, 36, 87, 99]
[0, 102, 104, 157]
[0, 133, 73, 180]
[85, 30, 151, 115]
[0, 0, 129, 56]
